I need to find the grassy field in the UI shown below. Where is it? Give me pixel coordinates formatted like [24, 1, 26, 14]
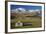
[11, 16, 42, 29]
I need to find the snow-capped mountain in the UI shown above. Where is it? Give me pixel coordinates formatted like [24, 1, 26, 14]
[11, 8, 41, 16]
[11, 8, 26, 13]
[11, 8, 40, 13]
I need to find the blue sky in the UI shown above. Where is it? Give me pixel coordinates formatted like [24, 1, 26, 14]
[11, 5, 42, 10]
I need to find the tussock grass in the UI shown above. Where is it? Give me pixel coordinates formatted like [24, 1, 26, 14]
[11, 16, 42, 29]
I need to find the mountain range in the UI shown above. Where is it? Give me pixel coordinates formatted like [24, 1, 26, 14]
[11, 8, 41, 16]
